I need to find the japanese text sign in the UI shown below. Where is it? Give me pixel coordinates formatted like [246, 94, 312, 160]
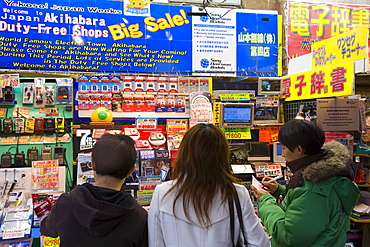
[286, 2, 370, 62]
[283, 61, 354, 101]
[312, 26, 368, 68]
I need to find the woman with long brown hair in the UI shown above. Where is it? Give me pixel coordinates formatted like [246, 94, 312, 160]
[148, 124, 269, 247]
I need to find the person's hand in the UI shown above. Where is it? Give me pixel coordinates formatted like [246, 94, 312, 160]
[251, 185, 270, 201]
[261, 176, 279, 194]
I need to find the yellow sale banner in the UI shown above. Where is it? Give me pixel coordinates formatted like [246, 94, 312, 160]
[283, 61, 354, 101]
[312, 26, 368, 68]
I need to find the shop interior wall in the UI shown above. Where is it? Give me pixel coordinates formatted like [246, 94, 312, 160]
[0, 81, 74, 192]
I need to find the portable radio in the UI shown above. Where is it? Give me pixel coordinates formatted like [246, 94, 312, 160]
[44, 118, 55, 133]
[42, 146, 52, 160]
[25, 118, 35, 134]
[55, 117, 65, 133]
[27, 147, 39, 166]
[3, 118, 13, 134]
[14, 151, 25, 167]
[35, 118, 44, 134]
[54, 146, 66, 166]
[1, 152, 12, 168]
[15, 118, 25, 134]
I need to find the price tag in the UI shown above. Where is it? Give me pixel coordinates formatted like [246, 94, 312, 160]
[3, 229, 24, 239]
[221, 127, 251, 139]
[136, 118, 157, 130]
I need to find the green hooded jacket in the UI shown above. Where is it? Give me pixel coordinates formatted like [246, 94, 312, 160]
[258, 141, 361, 247]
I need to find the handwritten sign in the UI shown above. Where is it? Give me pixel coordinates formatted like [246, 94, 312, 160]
[1, 74, 20, 88]
[190, 103, 213, 123]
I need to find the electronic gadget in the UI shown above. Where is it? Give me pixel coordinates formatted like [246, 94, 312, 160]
[45, 86, 55, 105]
[44, 118, 55, 133]
[42, 146, 52, 160]
[257, 77, 282, 95]
[34, 85, 45, 108]
[15, 118, 25, 134]
[23, 83, 34, 104]
[25, 118, 35, 134]
[55, 117, 65, 133]
[80, 161, 92, 172]
[245, 141, 271, 162]
[54, 146, 66, 165]
[35, 118, 44, 134]
[27, 147, 39, 166]
[3, 86, 15, 101]
[14, 151, 26, 167]
[273, 142, 286, 163]
[254, 106, 279, 122]
[57, 86, 70, 103]
[1, 152, 12, 167]
[3, 118, 13, 133]
[220, 103, 254, 128]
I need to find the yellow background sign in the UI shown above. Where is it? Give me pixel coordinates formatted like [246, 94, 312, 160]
[312, 26, 368, 68]
[221, 127, 251, 140]
[283, 61, 354, 101]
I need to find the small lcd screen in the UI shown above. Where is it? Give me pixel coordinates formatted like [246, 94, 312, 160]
[223, 106, 251, 123]
[276, 143, 282, 155]
[261, 80, 281, 92]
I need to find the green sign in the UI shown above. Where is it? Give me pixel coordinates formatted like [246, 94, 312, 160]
[219, 94, 250, 101]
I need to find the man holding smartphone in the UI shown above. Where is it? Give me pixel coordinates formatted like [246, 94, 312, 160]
[252, 119, 360, 247]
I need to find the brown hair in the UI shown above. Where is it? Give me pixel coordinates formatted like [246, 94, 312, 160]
[166, 124, 240, 227]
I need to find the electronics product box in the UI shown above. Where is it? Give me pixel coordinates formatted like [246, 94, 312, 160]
[56, 85, 72, 104]
[166, 94, 176, 112]
[168, 77, 178, 93]
[22, 83, 34, 104]
[144, 94, 155, 112]
[176, 95, 185, 112]
[178, 78, 189, 93]
[139, 150, 156, 177]
[189, 78, 199, 92]
[122, 93, 135, 112]
[89, 96, 100, 110]
[134, 76, 145, 92]
[134, 94, 145, 112]
[199, 78, 210, 92]
[155, 94, 167, 112]
[145, 77, 157, 92]
[156, 77, 168, 92]
[154, 150, 171, 181]
[123, 76, 134, 92]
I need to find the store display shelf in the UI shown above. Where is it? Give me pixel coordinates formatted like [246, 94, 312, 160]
[357, 184, 370, 187]
[350, 217, 370, 223]
[78, 110, 190, 119]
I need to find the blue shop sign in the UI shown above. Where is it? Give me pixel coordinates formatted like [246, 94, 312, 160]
[0, 0, 278, 76]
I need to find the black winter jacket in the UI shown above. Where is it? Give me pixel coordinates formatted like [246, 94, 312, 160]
[41, 183, 148, 247]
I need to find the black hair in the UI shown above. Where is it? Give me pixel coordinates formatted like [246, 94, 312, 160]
[92, 134, 136, 179]
[278, 119, 325, 155]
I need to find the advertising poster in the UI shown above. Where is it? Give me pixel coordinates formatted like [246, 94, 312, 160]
[31, 160, 59, 190]
[0, 0, 279, 76]
[285, 1, 370, 61]
[317, 98, 359, 131]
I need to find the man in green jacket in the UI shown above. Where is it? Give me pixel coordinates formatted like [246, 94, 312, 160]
[252, 120, 360, 247]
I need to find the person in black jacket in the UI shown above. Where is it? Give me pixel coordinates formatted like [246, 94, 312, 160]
[41, 134, 148, 247]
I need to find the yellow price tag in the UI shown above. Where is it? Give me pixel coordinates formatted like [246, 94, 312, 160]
[221, 128, 251, 139]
